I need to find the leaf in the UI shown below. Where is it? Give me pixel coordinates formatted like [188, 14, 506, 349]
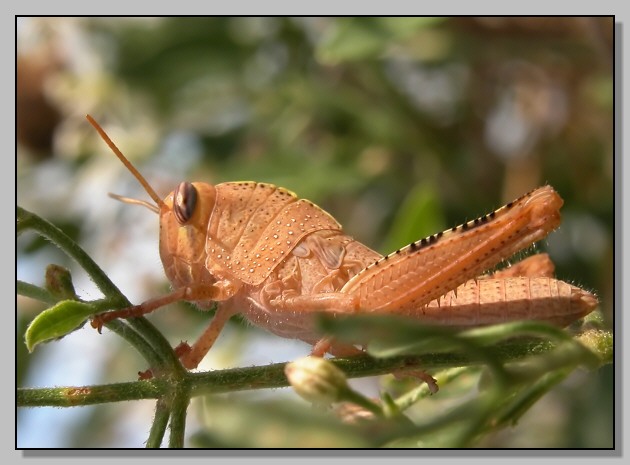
[25, 300, 97, 352]
[317, 17, 446, 64]
[316, 314, 579, 359]
[317, 313, 467, 358]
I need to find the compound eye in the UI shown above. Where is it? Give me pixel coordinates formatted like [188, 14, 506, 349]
[173, 182, 198, 224]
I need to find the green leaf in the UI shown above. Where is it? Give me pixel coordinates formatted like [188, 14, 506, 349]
[317, 17, 445, 64]
[25, 300, 97, 352]
[316, 314, 585, 359]
[317, 313, 455, 353]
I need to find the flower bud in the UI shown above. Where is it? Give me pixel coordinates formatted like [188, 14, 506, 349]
[45, 264, 77, 300]
[284, 356, 350, 405]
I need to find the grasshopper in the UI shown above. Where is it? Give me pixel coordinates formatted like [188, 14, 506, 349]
[86, 115, 597, 377]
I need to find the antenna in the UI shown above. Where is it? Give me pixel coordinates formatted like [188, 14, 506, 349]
[86, 114, 166, 210]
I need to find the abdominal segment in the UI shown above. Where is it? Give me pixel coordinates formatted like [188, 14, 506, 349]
[394, 276, 597, 328]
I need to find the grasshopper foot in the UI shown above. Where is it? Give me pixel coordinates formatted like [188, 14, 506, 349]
[90, 305, 143, 332]
[90, 316, 105, 333]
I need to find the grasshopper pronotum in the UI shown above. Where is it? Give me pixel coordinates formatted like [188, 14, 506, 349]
[86, 115, 597, 380]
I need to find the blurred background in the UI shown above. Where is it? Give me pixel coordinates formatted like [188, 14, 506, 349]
[17, 17, 613, 448]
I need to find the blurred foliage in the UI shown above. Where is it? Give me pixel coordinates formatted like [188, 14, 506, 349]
[17, 17, 613, 448]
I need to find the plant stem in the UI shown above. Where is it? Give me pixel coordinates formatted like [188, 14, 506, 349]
[18, 326, 610, 408]
[146, 398, 172, 448]
[18, 380, 167, 407]
[168, 385, 191, 448]
[17, 280, 57, 305]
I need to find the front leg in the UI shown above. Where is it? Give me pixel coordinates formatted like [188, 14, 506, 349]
[91, 279, 239, 331]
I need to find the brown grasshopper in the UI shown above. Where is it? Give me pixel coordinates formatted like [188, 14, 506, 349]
[86, 115, 597, 376]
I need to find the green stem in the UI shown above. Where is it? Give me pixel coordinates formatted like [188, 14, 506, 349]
[340, 387, 384, 417]
[490, 368, 570, 429]
[17, 280, 57, 305]
[168, 385, 191, 448]
[146, 398, 172, 448]
[14, 355, 466, 407]
[395, 366, 471, 411]
[17, 380, 166, 407]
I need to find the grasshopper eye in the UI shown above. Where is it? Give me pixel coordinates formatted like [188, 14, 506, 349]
[173, 182, 198, 224]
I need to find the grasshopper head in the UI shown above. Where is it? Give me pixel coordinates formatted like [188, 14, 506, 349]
[86, 114, 218, 288]
[159, 182, 217, 287]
